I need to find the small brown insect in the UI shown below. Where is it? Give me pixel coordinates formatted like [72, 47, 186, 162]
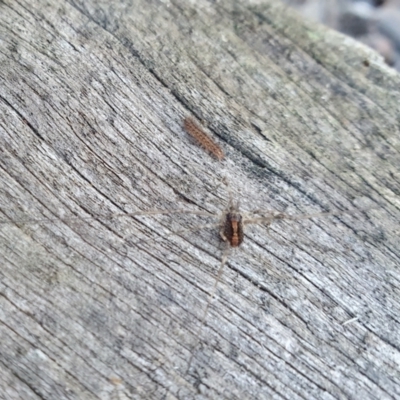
[222, 204, 244, 247]
[183, 117, 224, 160]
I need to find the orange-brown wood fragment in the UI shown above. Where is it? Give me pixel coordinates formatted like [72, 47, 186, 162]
[183, 117, 224, 160]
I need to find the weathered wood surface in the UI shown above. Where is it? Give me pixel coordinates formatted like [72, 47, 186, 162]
[1, 0, 400, 399]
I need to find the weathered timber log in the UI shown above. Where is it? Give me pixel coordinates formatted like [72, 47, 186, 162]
[1, 0, 400, 399]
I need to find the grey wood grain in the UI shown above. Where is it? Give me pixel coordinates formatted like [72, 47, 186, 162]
[1, 0, 399, 399]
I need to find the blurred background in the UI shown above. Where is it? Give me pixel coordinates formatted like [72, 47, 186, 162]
[282, 0, 400, 70]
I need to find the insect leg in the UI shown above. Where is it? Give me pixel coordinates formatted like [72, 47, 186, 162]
[244, 210, 337, 226]
[186, 243, 231, 373]
[123, 222, 221, 249]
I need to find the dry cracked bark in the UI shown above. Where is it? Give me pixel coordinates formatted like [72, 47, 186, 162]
[1, 0, 400, 399]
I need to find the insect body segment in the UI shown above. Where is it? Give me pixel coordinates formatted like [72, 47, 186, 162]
[222, 211, 244, 247]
